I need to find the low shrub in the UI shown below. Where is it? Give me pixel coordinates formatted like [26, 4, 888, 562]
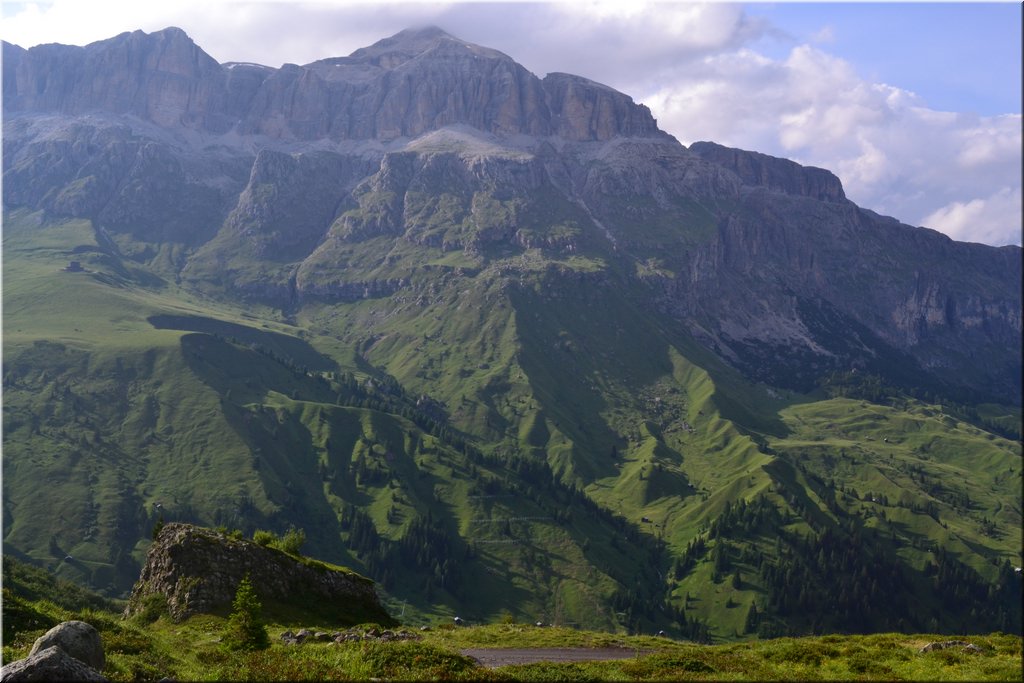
[132, 593, 169, 625]
[252, 530, 277, 547]
[278, 528, 306, 555]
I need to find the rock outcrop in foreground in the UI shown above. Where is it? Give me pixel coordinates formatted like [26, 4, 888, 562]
[1, 621, 108, 682]
[125, 523, 393, 625]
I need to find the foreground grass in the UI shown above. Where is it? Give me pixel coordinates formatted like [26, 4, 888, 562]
[4, 596, 1020, 682]
[452, 628, 1023, 681]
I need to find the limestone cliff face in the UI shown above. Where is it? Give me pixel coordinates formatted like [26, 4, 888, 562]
[689, 141, 845, 202]
[224, 149, 375, 260]
[1, 117, 247, 244]
[3, 26, 660, 143]
[125, 523, 393, 624]
[3, 28, 230, 130]
[543, 73, 664, 142]
[661, 186, 1022, 398]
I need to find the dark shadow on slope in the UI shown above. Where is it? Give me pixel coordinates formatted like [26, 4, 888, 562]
[150, 314, 337, 372]
[175, 333, 349, 563]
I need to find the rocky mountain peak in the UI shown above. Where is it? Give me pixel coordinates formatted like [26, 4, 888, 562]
[78, 26, 220, 80]
[4, 25, 667, 143]
[345, 25, 502, 65]
[3, 26, 223, 128]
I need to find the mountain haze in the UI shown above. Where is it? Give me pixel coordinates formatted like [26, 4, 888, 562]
[3, 27, 1021, 638]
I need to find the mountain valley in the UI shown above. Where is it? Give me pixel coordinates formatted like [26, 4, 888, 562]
[2, 26, 1021, 639]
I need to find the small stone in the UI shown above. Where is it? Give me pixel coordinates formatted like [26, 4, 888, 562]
[920, 640, 971, 653]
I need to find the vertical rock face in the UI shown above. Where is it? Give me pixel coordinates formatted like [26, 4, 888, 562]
[689, 141, 845, 202]
[3, 26, 662, 143]
[4, 27, 229, 130]
[1, 117, 247, 244]
[543, 73, 665, 141]
[125, 524, 393, 625]
[224, 149, 376, 259]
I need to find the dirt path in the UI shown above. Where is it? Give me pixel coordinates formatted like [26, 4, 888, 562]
[461, 647, 650, 668]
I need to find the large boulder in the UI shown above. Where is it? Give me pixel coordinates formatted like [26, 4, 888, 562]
[0, 645, 108, 682]
[124, 523, 394, 625]
[28, 620, 105, 671]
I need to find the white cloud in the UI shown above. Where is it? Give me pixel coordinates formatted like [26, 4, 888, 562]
[810, 25, 835, 45]
[923, 188, 1023, 246]
[643, 44, 1022, 247]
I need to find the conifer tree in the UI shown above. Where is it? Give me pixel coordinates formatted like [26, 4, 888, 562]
[223, 573, 270, 651]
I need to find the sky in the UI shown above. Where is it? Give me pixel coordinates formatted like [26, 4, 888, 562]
[2, 1, 1021, 247]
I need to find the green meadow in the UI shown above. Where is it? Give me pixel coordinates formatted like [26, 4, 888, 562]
[3, 207, 1021, 638]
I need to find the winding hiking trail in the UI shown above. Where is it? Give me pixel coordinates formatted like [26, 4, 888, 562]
[461, 647, 651, 668]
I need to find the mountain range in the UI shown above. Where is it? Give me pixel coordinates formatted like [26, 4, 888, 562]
[3, 26, 1021, 638]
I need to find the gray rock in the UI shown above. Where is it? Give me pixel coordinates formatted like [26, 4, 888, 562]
[919, 640, 972, 653]
[0, 645, 108, 682]
[689, 141, 846, 202]
[29, 621, 105, 671]
[3, 26, 660, 144]
[124, 524, 390, 624]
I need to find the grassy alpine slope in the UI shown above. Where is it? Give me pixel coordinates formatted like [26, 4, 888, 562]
[3, 556, 1022, 681]
[2, 201, 1022, 639]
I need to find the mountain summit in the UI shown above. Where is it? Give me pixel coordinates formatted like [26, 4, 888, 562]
[3, 25, 1018, 399]
[3, 26, 663, 141]
[2, 26, 1021, 638]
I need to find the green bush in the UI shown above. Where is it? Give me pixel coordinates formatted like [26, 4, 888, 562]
[103, 627, 153, 655]
[222, 574, 270, 651]
[151, 516, 165, 540]
[252, 530, 277, 547]
[278, 527, 306, 556]
[133, 593, 169, 625]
